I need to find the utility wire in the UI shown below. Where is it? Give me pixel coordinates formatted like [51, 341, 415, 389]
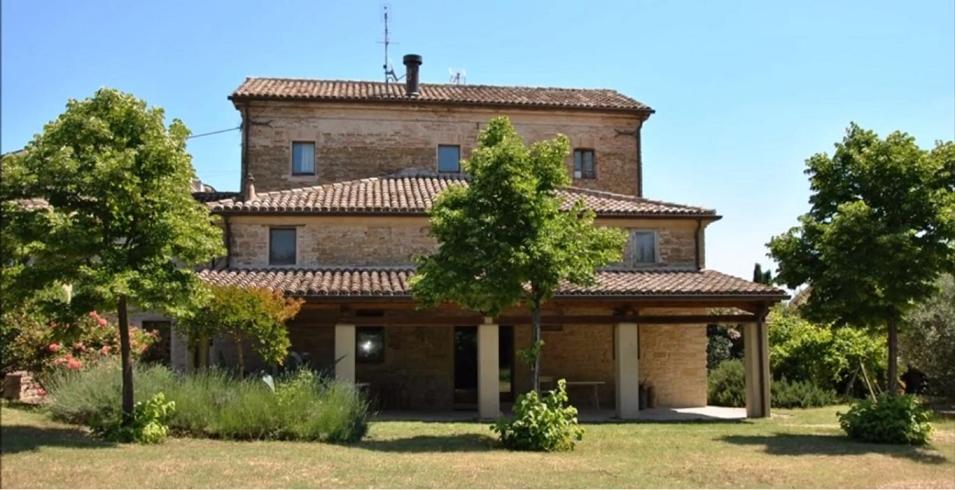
[187, 126, 240, 139]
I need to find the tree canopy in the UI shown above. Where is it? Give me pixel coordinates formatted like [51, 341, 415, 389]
[176, 285, 303, 372]
[768, 123, 954, 391]
[411, 116, 627, 391]
[2, 88, 224, 419]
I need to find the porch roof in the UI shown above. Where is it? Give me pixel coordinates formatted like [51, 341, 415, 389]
[206, 175, 718, 219]
[197, 267, 787, 301]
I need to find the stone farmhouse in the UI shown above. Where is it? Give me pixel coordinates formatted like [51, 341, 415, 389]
[178, 54, 785, 420]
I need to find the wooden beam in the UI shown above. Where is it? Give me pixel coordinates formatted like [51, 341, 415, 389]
[295, 312, 759, 326]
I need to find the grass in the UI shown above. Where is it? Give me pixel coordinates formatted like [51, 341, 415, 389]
[2, 403, 953, 488]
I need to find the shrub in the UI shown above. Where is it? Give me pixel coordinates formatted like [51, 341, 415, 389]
[771, 377, 839, 408]
[492, 379, 583, 452]
[900, 274, 955, 397]
[769, 306, 884, 394]
[838, 394, 933, 445]
[47, 361, 369, 443]
[89, 392, 175, 444]
[2, 304, 155, 383]
[708, 359, 746, 407]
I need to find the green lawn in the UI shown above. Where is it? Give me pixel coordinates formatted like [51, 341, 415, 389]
[1, 404, 953, 488]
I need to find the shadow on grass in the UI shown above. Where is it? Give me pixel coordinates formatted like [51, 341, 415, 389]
[720, 433, 948, 464]
[354, 433, 498, 452]
[0, 424, 115, 454]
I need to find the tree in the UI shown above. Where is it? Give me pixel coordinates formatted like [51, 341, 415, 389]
[752, 263, 772, 284]
[411, 117, 627, 393]
[176, 285, 302, 372]
[769, 124, 955, 393]
[899, 274, 955, 397]
[3, 88, 224, 423]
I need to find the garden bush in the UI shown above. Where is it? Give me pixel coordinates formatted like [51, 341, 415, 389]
[89, 392, 175, 444]
[838, 394, 933, 445]
[771, 377, 839, 408]
[707, 359, 746, 407]
[47, 361, 369, 442]
[492, 379, 583, 452]
[709, 359, 838, 408]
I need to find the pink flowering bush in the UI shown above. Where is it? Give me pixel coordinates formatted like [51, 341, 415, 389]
[2, 306, 156, 385]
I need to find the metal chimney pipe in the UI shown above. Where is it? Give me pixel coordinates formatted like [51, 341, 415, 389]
[403, 54, 422, 97]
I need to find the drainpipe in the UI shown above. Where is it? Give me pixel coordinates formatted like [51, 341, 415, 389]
[635, 123, 643, 198]
[694, 218, 703, 270]
[224, 214, 232, 269]
[240, 103, 249, 200]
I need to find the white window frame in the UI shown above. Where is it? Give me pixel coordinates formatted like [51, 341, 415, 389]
[629, 230, 659, 267]
[290, 141, 316, 176]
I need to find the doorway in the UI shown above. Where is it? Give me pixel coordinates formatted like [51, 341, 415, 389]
[453, 325, 514, 407]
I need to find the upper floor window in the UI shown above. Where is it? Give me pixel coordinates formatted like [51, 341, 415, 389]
[437, 145, 461, 173]
[269, 228, 296, 266]
[630, 230, 657, 266]
[292, 142, 315, 175]
[574, 149, 596, 179]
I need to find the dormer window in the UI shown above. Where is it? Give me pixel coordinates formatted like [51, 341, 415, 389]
[574, 149, 596, 179]
[438, 145, 461, 173]
[292, 142, 315, 175]
[630, 230, 657, 266]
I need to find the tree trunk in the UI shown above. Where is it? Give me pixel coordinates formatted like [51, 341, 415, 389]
[531, 297, 541, 394]
[887, 318, 899, 395]
[197, 335, 210, 371]
[117, 295, 134, 426]
[234, 334, 245, 375]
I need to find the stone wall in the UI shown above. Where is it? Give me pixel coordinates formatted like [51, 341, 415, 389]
[227, 215, 705, 270]
[241, 101, 644, 196]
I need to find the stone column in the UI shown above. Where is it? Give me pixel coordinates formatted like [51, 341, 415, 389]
[743, 321, 771, 418]
[615, 322, 640, 419]
[478, 318, 500, 420]
[334, 323, 356, 383]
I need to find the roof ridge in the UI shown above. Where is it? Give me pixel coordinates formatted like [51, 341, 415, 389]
[238, 77, 631, 94]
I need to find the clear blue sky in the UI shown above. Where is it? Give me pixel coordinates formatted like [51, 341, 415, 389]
[3, 0, 953, 279]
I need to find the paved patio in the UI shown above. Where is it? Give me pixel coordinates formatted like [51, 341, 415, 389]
[373, 406, 746, 422]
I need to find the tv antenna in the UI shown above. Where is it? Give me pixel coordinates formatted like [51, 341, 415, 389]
[449, 68, 467, 85]
[380, 4, 402, 84]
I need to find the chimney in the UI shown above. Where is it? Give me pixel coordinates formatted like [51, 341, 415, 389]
[403, 54, 422, 97]
[243, 172, 256, 201]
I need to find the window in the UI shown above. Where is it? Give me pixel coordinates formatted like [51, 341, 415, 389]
[291, 142, 315, 175]
[573, 149, 596, 179]
[630, 230, 657, 265]
[356, 327, 385, 363]
[269, 228, 296, 266]
[437, 145, 461, 173]
[140, 321, 171, 365]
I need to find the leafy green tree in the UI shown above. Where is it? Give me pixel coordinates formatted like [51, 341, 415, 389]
[176, 285, 303, 372]
[411, 117, 627, 392]
[769, 124, 955, 393]
[899, 274, 955, 396]
[752, 263, 772, 284]
[3, 88, 224, 422]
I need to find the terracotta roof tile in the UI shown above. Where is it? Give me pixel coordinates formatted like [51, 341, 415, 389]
[198, 267, 785, 299]
[208, 176, 716, 218]
[231, 78, 651, 113]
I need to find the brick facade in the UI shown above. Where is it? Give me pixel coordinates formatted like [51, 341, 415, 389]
[240, 101, 644, 196]
[226, 215, 704, 270]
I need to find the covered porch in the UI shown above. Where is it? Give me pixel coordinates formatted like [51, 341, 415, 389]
[199, 267, 786, 420]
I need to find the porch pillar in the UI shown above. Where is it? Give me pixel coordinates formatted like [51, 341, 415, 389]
[477, 318, 500, 420]
[614, 322, 640, 419]
[334, 323, 356, 383]
[743, 320, 771, 418]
